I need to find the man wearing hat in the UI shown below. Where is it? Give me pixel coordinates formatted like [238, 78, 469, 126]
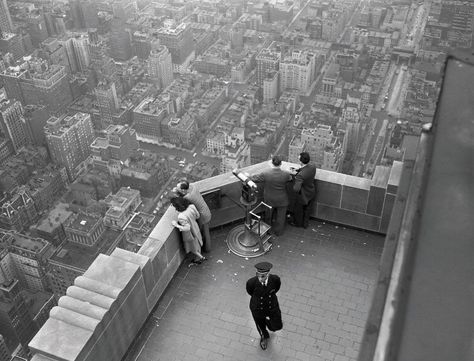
[246, 261, 283, 350]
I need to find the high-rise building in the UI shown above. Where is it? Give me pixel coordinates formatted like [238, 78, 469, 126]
[156, 22, 195, 73]
[60, 33, 90, 73]
[112, 0, 137, 21]
[25, 11, 49, 48]
[18, 58, 73, 113]
[38, 38, 69, 71]
[321, 63, 340, 96]
[0, 61, 28, 104]
[71, 33, 90, 71]
[68, 0, 84, 29]
[133, 97, 168, 141]
[279, 50, 316, 93]
[0, 188, 38, 233]
[263, 70, 279, 103]
[0, 99, 28, 153]
[300, 124, 344, 171]
[0, 335, 11, 361]
[0, 33, 24, 61]
[44, 112, 95, 181]
[288, 135, 306, 163]
[132, 31, 151, 59]
[81, 0, 99, 28]
[256, 48, 280, 87]
[0, 279, 36, 352]
[0, 229, 52, 292]
[0, 0, 13, 36]
[23, 104, 49, 146]
[95, 81, 119, 128]
[147, 45, 173, 89]
[90, 124, 139, 176]
[166, 114, 197, 147]
[0, 138, 13, 164]
[109, 19, 132, 61]
[88, 33, 117, 83]
[103, 187, 141, 229]
[341, 105, 360, 154]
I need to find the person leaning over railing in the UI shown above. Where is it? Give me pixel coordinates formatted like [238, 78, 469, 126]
[173, 179, 212, 252]
[170, 197, 207, 265]
[288, 152, 316, 229]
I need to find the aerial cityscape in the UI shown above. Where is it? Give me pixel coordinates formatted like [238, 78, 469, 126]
[0, 0, 471, 359]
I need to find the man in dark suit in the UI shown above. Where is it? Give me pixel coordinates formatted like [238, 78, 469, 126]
[290, 152, 317, 228]
[250, 155, 292, 236]
[246, 262, 283, 350]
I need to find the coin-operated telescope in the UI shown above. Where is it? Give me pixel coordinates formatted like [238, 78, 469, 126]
[232, 169, 257, 204]
[227, 169, 272, 258]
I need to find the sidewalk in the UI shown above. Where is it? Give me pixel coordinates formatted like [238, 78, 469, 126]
[127, 220, 384, 361]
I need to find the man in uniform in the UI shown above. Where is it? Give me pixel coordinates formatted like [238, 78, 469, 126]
[246, 261, 283, 350]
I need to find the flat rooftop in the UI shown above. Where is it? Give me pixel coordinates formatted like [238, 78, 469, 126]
[125, 219, 383, 361]
[50, 229, 121, 270]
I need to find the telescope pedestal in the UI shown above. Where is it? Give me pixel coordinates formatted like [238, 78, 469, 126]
[226, 197, 272, 258]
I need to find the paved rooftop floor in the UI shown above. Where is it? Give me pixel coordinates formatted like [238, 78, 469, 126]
[126, 220, 384, 361]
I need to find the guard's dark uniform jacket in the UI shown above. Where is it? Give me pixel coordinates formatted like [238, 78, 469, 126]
[246, 274, 283, 338]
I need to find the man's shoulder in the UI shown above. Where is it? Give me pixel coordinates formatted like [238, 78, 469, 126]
[269, 274, 281, 282]
[301, 163, 316, 175]
[246, 276, 258, 285]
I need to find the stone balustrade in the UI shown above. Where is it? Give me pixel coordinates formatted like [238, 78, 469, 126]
[29, 161, 401, 361]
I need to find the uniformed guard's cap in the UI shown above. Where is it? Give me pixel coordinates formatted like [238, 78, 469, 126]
[255, 262, 273, 273]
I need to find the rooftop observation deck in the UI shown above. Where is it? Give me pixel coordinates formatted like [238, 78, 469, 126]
[28, 54, 473, 361]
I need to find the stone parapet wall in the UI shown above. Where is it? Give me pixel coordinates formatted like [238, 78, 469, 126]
[30, 161, 401, 360]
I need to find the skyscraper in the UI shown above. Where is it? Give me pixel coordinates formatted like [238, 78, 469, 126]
[23, 104, 49, 146]
[25, 11, 49, 48]
[0, 188, 38, 232]
[256, 48, 281, 87]
[60, 34, 90, 73]
[0, 0, 13, 36]
[90, 124, 139, 176]
[19, 59, 73, 113]
[147, 45, 173, 89]
[0, 99, 28, 153]
[44, 112, 95, 181]
[72, 33, 90, 72]
[0, 279, 36, 353]
[109, 19, 132, 61]
[0, 335, 11, 361]
[81, 0, 99, 28]
[0, 230, 52, 292]
[156, 22, 195, 72]
[279, 50, 316, 93]
[0, 61, 28, 104]
[95, 81, 119, 129]
[0, 33, 25, 61]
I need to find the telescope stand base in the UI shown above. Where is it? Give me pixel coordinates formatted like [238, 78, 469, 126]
[226, 224, 272, 258]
